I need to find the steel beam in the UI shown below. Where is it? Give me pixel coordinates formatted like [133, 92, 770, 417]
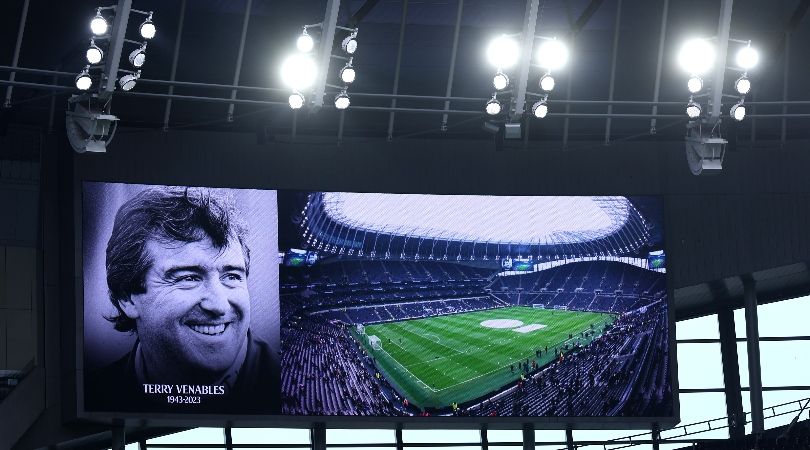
[718, 307, 745, 439]
[709, 0, 733, 120]
[743, 276, 764, 434]
[387, 0, 408, 140]
[3, 0, 30, 108]
[649, 0, 669, 133]
[227, 0, 253, 121]
[441, 0, 464, 131]
[312, 0, 342, 108]
[512, 0, 541, 120]
[781, 32, 790, 144]
[163, 0, 187, 130]
[100, 0, 133, 99]
[604, 0, 622, 144]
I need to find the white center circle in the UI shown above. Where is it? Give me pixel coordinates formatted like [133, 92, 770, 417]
[480, 319, 524, 329]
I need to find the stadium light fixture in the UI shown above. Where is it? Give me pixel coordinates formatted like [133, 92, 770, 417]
[736, 45, 758, 70]
[539, 73, 555, 92]
[687, 76, 703, 94]
[730, 101, 745, 121]
[118, 71, 140, 91]
[86, 39, 103, 65]
[339, 60, 356, 84]
[678, 38, 715, 75]
[90, 9, 108, 36]
[75, 66, 92, 91]
[139, 13, 156, 40]
[289, 92, 305, 109]
[335, 91, 350, 110]
[531, 99, 548, 119]
[297, 27, 315, 53]
[341, 31, 358, 55]
[486, 35, 520, 69]
[485, 95, 502, 116]
[734, 75, 751, 95]
[686, 100, 701, 119]
[280, 53, 317, 91]
[493, 70, 509, 91]
[128, 43, 147, 68]
[536, 38, 569, 71]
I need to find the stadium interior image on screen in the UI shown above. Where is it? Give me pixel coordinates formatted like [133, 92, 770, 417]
[279, 193, 671, 418]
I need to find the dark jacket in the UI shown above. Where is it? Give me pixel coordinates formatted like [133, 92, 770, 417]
[85, 333, 280, 414]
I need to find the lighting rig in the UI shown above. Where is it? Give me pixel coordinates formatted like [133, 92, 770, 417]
[483, 32, 569, 138]
[66, 1, 156, 153]
[677, 3, 758, 174]
[282, 22, 359, 111]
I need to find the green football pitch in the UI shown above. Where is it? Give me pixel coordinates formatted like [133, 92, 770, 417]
[353, 306, 615, 409]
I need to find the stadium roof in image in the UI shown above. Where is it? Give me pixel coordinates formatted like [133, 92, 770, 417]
[321, 193, 631, 245]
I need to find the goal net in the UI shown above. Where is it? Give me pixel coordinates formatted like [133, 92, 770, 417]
[356, 324, 365, 335]
[532, 304, 546, 309]
[368, 335, 382, 351]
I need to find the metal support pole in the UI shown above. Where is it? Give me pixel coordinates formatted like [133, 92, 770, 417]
[395, 425, 404, 450]
[480, 427, 489, 450]
[651, 423, 660, 450]
[3, 0, 30, 108]
[718, 307, 745, 439]
[225, 427, 234, 450]
[138, 440, 147, 450]
[163, 0, 187, 131]
[744, 276, 765, 434]
[604, 0, 622, 144]
[709, 0, 733, 121]
[312, 423, 326, 450]
[337, 110, 345, 145]
[781, 32, 790, 144]
[313, 0, 342, 107]
[521, 423, 533, 450]
[513, 0, 540, 120]
[565, 427, 574, 450]
[441, 0, 464, 131]
[227, 0, 253, 122]
[111, 423, 126, 450]
[387, 0, 408, 141]
[649, 0, 669, 133]
[100, 0, 134, 99]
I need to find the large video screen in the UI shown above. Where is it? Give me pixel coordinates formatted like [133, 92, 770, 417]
[82, 182, 280, 414]
[278, 192, 672, 418]
[82, 184, 673, 419]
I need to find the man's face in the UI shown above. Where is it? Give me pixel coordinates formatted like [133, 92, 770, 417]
[122, 235, 250, 378]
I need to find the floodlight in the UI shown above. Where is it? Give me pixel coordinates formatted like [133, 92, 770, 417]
[90, 10, 108, 36]
[678, 38, 715, 75]
[86, 40, 103, 65]
[730, 102, 745, 121]
[485, 96, 502, 115]
[289, 92, 305, 109]
[128, 44, 147, 68]
[493, 71, 509, 90]
[686, 100, 701, 119]
[280, 54, 317, 90]
[342, 33, 358, 55]
[687, 76, 703, 94]
[340, 62, 356, 84]
[536, 39, 569, 71]
[539, 73, 555, 92]
[75, 66, 92, 91]
[734, 75, 751, 95]
[486, 35, 519, 69]
[531, 99, 548, 118]
[118, 71, 140, 91]
[736, 46, 758, 70]
[335, 91, 350, 110]
[297, 28, 314, 53]
[139, 13, 156, 40]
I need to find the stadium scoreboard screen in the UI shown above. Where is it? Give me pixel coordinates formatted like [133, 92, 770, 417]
[79, 184, 676, 424]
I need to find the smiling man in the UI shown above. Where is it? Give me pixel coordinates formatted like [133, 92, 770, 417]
[85, 186, 279, 413]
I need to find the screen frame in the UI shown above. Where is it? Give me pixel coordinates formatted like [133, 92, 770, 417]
[71, 175, 679, 430]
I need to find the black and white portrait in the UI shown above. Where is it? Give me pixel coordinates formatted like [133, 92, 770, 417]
[82, 182, 280, 414]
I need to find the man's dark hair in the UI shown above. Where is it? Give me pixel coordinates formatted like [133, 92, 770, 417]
[105, 186, 250, 332]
